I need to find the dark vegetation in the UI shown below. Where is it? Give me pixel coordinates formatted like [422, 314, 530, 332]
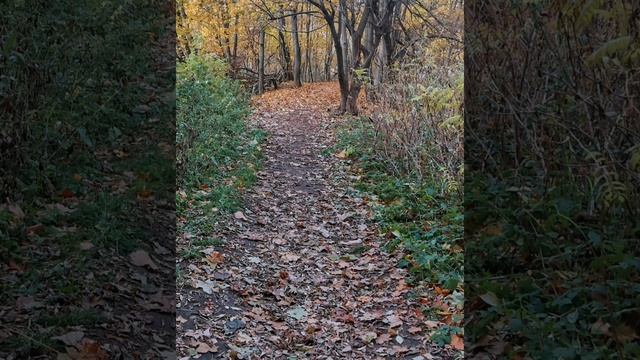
[466, 1, 640, 358]
[0, 0, 175, 357]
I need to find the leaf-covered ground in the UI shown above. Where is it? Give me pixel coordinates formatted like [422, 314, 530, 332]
[176, 83, 460, 359]
[0, 6, 176, 357]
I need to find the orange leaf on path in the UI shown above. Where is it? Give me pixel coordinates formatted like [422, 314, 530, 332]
[451, 334, 464, 351]
[208, 251, 224, 265]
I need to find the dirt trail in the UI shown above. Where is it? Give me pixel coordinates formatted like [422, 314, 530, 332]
[177, 83, 452, 359]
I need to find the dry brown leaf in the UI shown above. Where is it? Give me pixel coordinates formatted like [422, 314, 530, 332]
[26, 223, 44, 236]
[451, 334, 464, 351]
[129, 250, 158, 270]
[424, 320, 440, 329]
[68, 339, 108, 360]
[208, 251, 224, 265]
[196, 342, 217, 353]
[376, 333, 391, 344]
[234, 211, 248, 221]
[53, 331, 85, 346]
[282, 253, 300, 262]
[385, 314, 403, 328]
[7, 204, 25, 219]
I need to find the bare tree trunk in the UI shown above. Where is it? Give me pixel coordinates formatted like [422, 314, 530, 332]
[232, 14, 239, 62]
[278, 15, 292, 80]
[374, 40, 386, 86]
[305, 9, 314, 82]
[258, 28, 265, 94]
[291, 9, 302, 87]
[339, 3, 350, 84]
[373, 0, 389, 88]
[325, 30, 333, 81]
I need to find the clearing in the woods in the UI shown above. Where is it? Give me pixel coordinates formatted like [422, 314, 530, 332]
[176, 83, 461, 359]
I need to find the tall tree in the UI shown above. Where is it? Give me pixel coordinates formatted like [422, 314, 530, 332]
[258, 26, 265, 94]
[308, 0, 398, 114]
[291, 6, 303, 87]
[278, 12, 293, 80]
[305, 6, 314, 82]
[324, 29, 333, 81]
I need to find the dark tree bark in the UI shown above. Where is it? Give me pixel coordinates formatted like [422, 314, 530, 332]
[291, 8, 303, 87]
[258, 27, 265, 94]
[307, 0, 397, 113]
[305, 7, 314, 82]
[339, 2, 350, 84]
[278, 15, 293, 80]
[325, 30, 333, 81]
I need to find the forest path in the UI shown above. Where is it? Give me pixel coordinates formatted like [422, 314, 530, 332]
[177, 83, 452, 359]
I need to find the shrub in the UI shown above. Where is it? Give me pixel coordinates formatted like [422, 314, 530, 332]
[176, 54, 251, 188]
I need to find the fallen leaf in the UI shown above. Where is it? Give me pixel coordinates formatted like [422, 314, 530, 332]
[196, 342, 217, 354]
[385, 314, 403, 328]
[479, 292, 500, 307]
[424, 320, 440, 329]
[129, 250, 158, 270]
[361, 331, 377, 343]
[16, 296, 42, 311]
[451, 334, 464, 351]
[195, 280, 216, 294]
[7, 204, 24, 219]
[287, 306, 307, 320]
[234, 211, 248, 221]
[613, 324, 638, 343]
[207, 251, 224, 265]
[137, 189, 154, 200]
[79, 241, 94, 251]
[68, 339, 108, 359]
[53, 331, 85, 346]
[62, 189, 75, 199]
[376, 333, 391, 344]
[591, 319, 611, 335]
[282, 253, 300, 262]
[360, 311, 382, 321]
[26, 223, 44, 236]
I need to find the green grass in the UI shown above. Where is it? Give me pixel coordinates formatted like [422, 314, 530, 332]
[336, 118, 463, 290]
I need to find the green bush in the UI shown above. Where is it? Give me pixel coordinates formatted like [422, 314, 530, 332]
[176, 54, 264, 257]
[176, 54, 253, 187]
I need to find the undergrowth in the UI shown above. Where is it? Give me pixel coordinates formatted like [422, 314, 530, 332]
[466, 1, 640, 358]
[336, 119, 463, 290]
[334, 116, 464, 349]
[0, 1, 175, 356]
[176, 54, 264, 264]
